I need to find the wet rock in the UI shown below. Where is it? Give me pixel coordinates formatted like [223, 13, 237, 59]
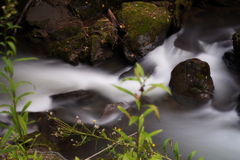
[169, 58, 214, 107]
[232, 32, 240, 54]
[117, 1, 171, 63]
[236, 93, 240, 116]
[26, 1, 79, 34]
[222, 32, 240, 73]
[50, 90, 94, 102]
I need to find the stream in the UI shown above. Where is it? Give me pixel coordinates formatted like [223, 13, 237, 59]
[1, 6, 240, 160]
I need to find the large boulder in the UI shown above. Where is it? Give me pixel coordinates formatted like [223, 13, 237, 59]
[117, 1, 172, 63]
[26, 1, 79, 34]
[169, 58, 214, 106]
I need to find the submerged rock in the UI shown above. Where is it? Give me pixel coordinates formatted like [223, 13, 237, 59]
[169, 58, 214, 106]
[117, 1, 171, 63]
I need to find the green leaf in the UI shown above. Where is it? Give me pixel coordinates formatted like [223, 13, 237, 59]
[114, 129, 131, 142]
[0, 83, 9, 95]
[18, 115, 28, 135]
[174, 142, 180, 160]
[117, 105, 131, 119]
[6, 36, 17, 43]
[149, 83, 172, 95]
[136, 63, 145, 77]
[17, 92, 34, 103]
[138, 115, 144, 132]
[141, 131, 152, 144]
[121, 77, 139, 83]
[0, 71, 9, 80]
[138, 129, 145, 152]
[14, 57, 38, 62]
[100, 130, 108, 139]
[9, 78, 16, 98]
[145, 104, 160, 122]
[0, 148, 16, 154]
[22, 111, 29, 124]
[74, 157, 80, 160]
[142, 108, 154, 118]
[144, 85, 157, 95]
[149, 129, 163, 137]
[0, 123, 8, 128]
[0, 42, 6, 47]
[6, 41, 16, 55]
[149, 154, 162, 160]
[112, 84, 135, 97]
[134, 65, 141, 84]
[188, 151, 197, 160]
[1, 126, 14, 145]
[198, 158, 204, 160]
[0, 110, 12, 115]
[163, 138, 171, 155]
[2, 56, 13, 75]
[21, 101, 32, 115]
[129, 115, 138, 125]
[16, 81, 35, 90]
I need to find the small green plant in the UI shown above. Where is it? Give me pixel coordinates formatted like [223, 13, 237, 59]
[0, 0, 40, 159]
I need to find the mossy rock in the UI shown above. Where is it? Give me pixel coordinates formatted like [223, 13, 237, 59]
[80, 18, 118, 65]
[117, 1, 171, 62]
[169, 58, 214, 107]
[52, 25, 83, 40]
[46, 32, 86, 65]
[233, 31, 240, 54]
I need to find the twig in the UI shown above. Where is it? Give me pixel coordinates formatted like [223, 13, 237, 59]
[85, 132, 138, 160]
[13, 0, 34, 35]
[107, 9, 119, 28]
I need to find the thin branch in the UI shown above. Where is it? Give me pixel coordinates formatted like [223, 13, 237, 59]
[13, 0, 34, 35]
[85, 132, 138, 160]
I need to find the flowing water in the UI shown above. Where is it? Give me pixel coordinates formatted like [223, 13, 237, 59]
[1, 7, 240, 160]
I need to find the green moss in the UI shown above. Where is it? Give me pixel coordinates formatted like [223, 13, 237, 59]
[117, 1, 171, 50]
[52, 26, 83, 40]
[46, 32, 85, 65]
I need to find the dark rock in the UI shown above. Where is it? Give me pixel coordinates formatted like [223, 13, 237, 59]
[169, 58, 214, 107]
[117, 1, 171, 63]
[236, 93, 240, 116]
[50, 90, 94, 102]
[26, 2, 79, 34]
[232, 32, 240, 54]
[222, 51, 240, 73]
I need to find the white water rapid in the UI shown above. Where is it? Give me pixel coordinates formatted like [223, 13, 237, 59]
[1, 10, 240, 160]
